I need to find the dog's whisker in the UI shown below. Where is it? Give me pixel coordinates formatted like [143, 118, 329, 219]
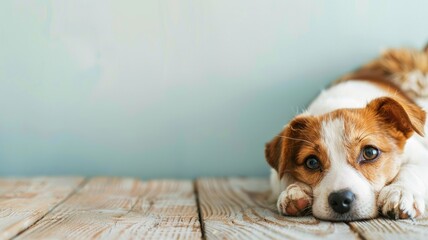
[277, 135, 315, 147]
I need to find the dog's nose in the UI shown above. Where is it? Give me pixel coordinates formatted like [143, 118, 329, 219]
[328, 189, 355, 214]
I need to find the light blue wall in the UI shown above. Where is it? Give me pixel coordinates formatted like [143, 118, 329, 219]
[0, 1, 427, 178]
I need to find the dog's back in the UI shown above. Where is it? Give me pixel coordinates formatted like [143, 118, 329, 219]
[338, 45, 428, 101]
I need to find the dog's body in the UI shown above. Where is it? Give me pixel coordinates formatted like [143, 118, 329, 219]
[267, 46, 428, 220]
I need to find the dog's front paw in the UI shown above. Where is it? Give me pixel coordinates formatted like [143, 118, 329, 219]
[277, 183, 312, 216]
[378, 184, 425, 219]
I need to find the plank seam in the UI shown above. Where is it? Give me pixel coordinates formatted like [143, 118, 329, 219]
[346, 222, 367, 240]
[10, 177, 90, 240]
[193, 179, 205, 240]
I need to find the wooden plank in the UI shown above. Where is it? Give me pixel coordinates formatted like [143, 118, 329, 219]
[17, 177, 202, 239]
[197, 178, 359, 240]
[0, 177, 84, 240]
[349, 216, 428, 240]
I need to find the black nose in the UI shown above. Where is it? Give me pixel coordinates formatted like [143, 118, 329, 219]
[328, 189, 355, 214]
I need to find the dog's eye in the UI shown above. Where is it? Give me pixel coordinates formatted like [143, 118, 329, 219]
[361, 146, 380, 161]
[305, 156, 321, 170]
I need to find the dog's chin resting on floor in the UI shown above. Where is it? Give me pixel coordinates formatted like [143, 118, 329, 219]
[266, 45, 428, 221]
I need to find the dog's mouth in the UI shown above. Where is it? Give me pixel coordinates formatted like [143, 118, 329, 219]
[311, 204, 380, 221]
[313, 211, 377, 222]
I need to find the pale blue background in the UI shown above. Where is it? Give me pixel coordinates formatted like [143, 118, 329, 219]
[0, 1, 427, 178]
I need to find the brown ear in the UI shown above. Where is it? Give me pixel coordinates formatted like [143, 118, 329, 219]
[367, 97, 426, 138]
[424, 42, 428, 53]
[265, 134, 283, 171]
[265, 117, 312, 178]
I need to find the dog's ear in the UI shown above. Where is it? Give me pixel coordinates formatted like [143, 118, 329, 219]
[424, 42, 428, 53]
[265, 116, 312, 178]
[367, 97, 426, 138]
[265, 134, 283, 172]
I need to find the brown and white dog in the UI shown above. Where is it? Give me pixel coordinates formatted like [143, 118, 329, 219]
[266, 45, 428, 221]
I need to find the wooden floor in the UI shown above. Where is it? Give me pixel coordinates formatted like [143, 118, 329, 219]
[0, 177, 427, 239]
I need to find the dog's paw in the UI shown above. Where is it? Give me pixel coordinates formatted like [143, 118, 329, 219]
[378, 184, 425, 219]
[277, 183, 312, 216]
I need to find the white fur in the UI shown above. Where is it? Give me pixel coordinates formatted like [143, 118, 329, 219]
[306, 81, 388, 116]
[272, 80, 428, 220]
[400, 70, 428, 97]
[377, 136, 428, 218]
[312, 117, 376, 220]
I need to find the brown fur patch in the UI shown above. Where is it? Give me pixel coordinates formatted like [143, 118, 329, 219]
[336, 46, 428, 99]
[337, 107, 403, 186]
[266, 116, 324, 181]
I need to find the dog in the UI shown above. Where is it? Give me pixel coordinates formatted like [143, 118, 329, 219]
[266, 44, 428, 221]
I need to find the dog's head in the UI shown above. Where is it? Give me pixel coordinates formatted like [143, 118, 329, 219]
[266, 96, 425, 220]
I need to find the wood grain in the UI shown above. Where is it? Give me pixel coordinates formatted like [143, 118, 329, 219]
[3, 176, 427, 239]
[196, 178, 359, 240]
[0, 177, 84, 240]
[349, 216, 428, 240]
[16, 177, 201, 240]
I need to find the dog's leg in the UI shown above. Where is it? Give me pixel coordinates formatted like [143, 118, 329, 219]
[270, 169, 313, 216]
[378, 137, 428, 219]
[377, 164, 425, 219]
[277, 182, 313, 216]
